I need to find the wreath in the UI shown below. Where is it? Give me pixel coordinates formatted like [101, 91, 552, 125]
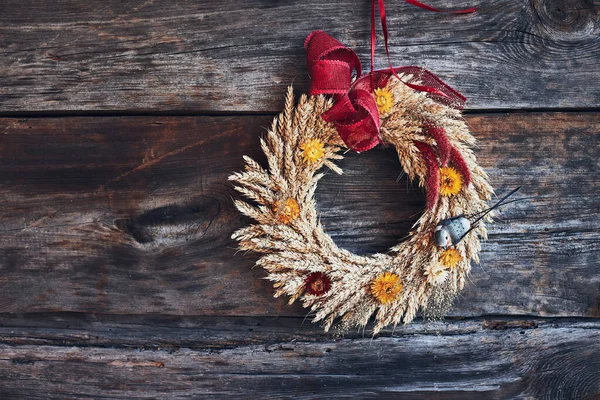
[230, 31, 494, 334]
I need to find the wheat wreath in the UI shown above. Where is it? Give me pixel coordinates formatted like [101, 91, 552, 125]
[230, 73, 494, 335]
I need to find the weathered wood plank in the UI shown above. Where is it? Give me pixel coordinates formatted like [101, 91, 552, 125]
[0, 312, 590, 348]
[0, 113, 598, 319]
[0, 317, 598, 399]
[1, 0, 599, 113]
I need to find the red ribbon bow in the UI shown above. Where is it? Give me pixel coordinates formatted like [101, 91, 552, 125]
[304, 0, 474, 152]
[305, 30, 382, 152]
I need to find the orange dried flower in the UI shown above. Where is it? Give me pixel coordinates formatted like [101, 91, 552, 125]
[439, 248, 461, 269]
[371, 272, 403, 304]
[273, 197, 300, 224]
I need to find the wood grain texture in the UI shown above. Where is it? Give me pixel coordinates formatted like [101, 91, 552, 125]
[1, 0, 599, 113]
[1, 112, 598, 320]
[2, 1, 598, 396]
[0, 312, 590, 348]
[0, 315, 598, 399]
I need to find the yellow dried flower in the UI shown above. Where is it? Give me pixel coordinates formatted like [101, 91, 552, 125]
[439, 166, 463, 197]
[300, 139, 325, 164]
[273, 197, 300, 224]
[373, 87, 394, 116]
[439, 248, 461, 269]
[370, 272, 403, 304]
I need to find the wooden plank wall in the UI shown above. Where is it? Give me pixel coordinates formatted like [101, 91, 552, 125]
[1, 0, 599, 398]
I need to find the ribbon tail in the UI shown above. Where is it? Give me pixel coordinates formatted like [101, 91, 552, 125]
[370, 0, 377, 89]
[403, 81, 450, 99]
[404, 0, 476, 14]
[392, 66, 467, 109]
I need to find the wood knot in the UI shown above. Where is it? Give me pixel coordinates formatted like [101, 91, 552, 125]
[115, 196, 220, 245]
[533, 0, 598, 39]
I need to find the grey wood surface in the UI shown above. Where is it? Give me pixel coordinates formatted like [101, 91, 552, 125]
[1, 314, 599, 399]
[1, 0, 599, 398]
[1, 0, 599, 113]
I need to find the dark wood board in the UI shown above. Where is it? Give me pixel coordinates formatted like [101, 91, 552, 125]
[2, 1, 600, 394]
[1, 0, 599, 113]
[1, 112, 598, 319]
[0, 315, 598, 399]
[0, 312, 592, 349]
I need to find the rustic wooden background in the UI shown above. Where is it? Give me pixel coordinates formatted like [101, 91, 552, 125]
[1, 0, 599, 398]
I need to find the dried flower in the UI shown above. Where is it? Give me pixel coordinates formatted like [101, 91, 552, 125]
[300, 139, 326, 164]
[439, 166, 462, 197]
[371, 272, 403, 304]
[305, 272, 332, 296]
[373, 87, 394, 116]
[450, 146, 471, 187]
[424, 263, 450, 285]
[415, 141, 440, 209]
[439, 248, 461, 269]
[427, 125, 451, 166]
[273, 197, 300, 224]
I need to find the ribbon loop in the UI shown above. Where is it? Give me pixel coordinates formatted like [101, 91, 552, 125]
[336, 88, 381, 152]
[305, 30, 362, 93]
[308, 60, 353, 95]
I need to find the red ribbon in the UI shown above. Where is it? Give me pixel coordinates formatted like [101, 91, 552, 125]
[373, 0, 473, 99]
[305, 31, 381, 152]
[404, 0, 476, 14]
[305, 1, 474, 152]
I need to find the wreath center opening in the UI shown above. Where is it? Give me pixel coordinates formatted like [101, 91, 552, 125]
[315, 148, 425, 255]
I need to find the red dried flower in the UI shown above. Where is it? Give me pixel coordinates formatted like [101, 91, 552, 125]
[426, 125, 452, 166]
[304, 272, 332, 296]
[450, 146, 471, 187]
[414, 141, 440, 210]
